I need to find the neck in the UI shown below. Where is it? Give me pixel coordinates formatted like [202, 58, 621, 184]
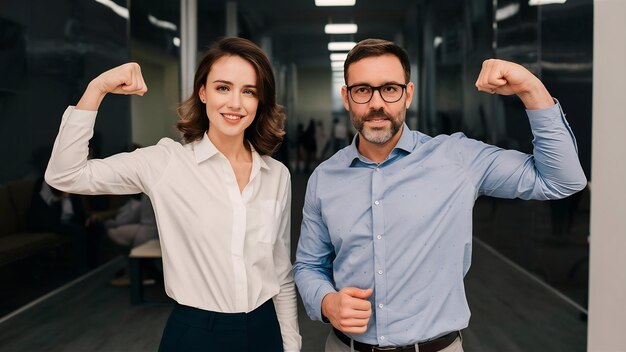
[206, 131, 251, 162]
[357, 125, 403, 163]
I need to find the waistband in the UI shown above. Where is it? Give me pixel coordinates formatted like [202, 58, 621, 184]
[333, 328, 460, 352]
[170, 300, 275, 329]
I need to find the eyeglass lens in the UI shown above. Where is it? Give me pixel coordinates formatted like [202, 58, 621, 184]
[349, 84, 404, 103]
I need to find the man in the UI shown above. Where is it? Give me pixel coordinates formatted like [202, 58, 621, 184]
[293, 39, 586, 352]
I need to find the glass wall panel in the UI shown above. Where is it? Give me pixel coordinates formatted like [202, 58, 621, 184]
[0, 0, 131, 184]
[0, 0, 131, 316]
[420, 0, 592, 315]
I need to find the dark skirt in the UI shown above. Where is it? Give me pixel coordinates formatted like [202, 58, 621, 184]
[158, 299, 283, 352]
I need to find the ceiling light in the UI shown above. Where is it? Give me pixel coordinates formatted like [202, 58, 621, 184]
[315, 0, 356, 6]
[331, 61, 344, 69]
[495, 3, 519, 21]
[95, 0, 128, 19]
[330, 53, 349, 61]
[148, 14, 178, 31]
[433, 36, 443, 48]
[328, 42, 356, 51]
[528, 0, 566, 5]
[325, 23, 358, 34]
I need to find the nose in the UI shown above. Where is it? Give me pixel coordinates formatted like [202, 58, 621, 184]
[368, 88, 385, 109]
[227, 91, 242, 109]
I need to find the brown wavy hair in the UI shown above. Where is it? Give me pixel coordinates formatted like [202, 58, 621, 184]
[176, 37, 285, 156]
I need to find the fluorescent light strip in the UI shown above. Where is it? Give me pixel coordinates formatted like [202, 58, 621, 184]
[331, 61, 344, 69]
[330, 53, 349, 61]
[95, 0, 129, 19]
[328, 42, 356, 51]
[528, 0, 566, 5]
[148, 14, 178, 31]
[495, 3, 519, 21]
[315, 0, 356, 6]
[325, 23, 358, 34]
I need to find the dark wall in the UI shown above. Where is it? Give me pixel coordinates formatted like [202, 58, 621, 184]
[0, 0, 131, 184]
[419, 0, 592, 307]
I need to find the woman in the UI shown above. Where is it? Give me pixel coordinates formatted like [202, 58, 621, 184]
[45, 37, 301, 351]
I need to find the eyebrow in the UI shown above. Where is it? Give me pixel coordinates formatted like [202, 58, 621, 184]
[212, 79, 257, 88]
[348, 81, 405, 86]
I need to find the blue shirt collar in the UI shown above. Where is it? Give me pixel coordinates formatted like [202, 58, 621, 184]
[345, 123, 414, 166]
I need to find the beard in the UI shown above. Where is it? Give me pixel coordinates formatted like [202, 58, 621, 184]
[350, 107, 404, 145]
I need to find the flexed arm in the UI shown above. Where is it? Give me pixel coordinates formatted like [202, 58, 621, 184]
[45, 63, 170, 196]
[77, 62, 148, 111]
[468, 59, 587, 199]
[475, 59, 554, 109]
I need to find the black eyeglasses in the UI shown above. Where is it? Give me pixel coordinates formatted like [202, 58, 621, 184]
[346, 83, 407, 104]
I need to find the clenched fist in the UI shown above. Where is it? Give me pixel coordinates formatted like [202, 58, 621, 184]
[77, 62, 148, 111]
[321, 287, 373, 334]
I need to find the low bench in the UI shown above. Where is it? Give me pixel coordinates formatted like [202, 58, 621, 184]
[128, 239, 162, 304]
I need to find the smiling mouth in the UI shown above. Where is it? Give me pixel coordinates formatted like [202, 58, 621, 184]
[222, 113, 244, 120]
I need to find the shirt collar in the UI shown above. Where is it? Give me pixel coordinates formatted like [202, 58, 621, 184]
[193, 132, 269, 170]
[345, 123, 414, 166]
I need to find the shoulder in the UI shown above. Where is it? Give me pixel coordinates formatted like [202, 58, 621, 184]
[128, 138, 185, 166]
[156, 137, 185, 149]
[261, 156, 292, 196]
[419, 131, 474, 148]
[262, 156, 291, 179]
[318, 146, 353, 170]
[418, 132, 493, 164]
[145, 137, 188, 156]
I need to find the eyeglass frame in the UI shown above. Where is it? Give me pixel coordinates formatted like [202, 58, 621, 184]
[346, 83, 408, 104]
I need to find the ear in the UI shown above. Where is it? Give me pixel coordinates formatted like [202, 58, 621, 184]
[405, 82, 414, 109]
[199, 85, 206, 103]
[341, 85, 350, 111]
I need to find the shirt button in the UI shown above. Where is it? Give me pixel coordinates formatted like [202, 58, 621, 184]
[378, 303, 384, 309]
[375, 167, 380, 172]
[377, 235, 382, 240]
[380, 336, 385, 340]
[374, 200, 380, 206]
[377, 270, 383, 275]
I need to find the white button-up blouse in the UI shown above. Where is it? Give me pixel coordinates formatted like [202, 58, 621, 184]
[45, 107, 301, 351]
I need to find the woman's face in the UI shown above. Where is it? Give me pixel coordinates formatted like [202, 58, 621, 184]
[199, 55, 259, 143]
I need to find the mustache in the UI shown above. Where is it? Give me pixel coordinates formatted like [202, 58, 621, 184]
[363, 109, 391, 120]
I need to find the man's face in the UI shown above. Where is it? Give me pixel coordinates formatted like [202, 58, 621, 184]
[342, 54, 414, 146]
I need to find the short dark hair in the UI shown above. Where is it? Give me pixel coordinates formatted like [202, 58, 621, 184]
[343, 39, 411, 84]
[176, 37, 285, 156]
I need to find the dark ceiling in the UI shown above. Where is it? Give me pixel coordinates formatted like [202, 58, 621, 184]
[196, 0, 420, 69]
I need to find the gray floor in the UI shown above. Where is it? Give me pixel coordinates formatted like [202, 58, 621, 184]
[0, 241, 586, 352]
[0, 173, 587, 351]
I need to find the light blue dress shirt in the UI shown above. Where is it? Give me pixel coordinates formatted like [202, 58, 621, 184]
[293, 102, 587, 347]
